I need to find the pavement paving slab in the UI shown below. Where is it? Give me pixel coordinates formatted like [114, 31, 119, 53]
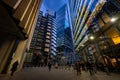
[0, 67, 120, 80]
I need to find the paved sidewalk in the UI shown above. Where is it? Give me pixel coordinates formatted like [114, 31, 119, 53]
[0, 67, 120, 80]
[75, 70, 120, 80]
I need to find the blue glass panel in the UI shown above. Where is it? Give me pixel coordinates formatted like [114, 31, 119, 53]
[90, 0, 99, 12]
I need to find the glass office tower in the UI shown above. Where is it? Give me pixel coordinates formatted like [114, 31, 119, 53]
[56, 4, 74, 64]
[69, 0, 106, 51]
[70, 0, 120, 71]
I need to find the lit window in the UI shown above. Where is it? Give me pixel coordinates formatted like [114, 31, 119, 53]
[45, 44, 50, 47]
[46, 36, 50, 39]
[44, 48, 49, 52]
[48, 26, 51, 29]
[47, 29, 50, 31]
[46, 40, 50, 43]
[48, 23, 51, 25]
[46, 32, 51, 35]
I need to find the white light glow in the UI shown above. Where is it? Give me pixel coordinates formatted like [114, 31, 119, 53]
[111, 18, 117, 22]
[90, 36, 95, 40]
[82, 45, 84, 47]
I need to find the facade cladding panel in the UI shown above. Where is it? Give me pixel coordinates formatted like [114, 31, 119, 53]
[69, 0, 106, 51]
[0, 0, 42, 73]
[30, 11, 56, 60]
[56, 4, 74, 60]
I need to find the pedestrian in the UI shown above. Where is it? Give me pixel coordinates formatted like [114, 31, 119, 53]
[81, 62, 85, 70]
[48, 60, 52, 71]
[55, 62, 58, 69]
[36, 54, 40, 67]
[41, 59, 44, 67]
[75, 61, 81, 75]
[10, 61, 19, 76]
[103, 65, 111, 75]
[86, 61, 94, 75]
[93, 63, 97, 73]
[31, 53, 37, 67]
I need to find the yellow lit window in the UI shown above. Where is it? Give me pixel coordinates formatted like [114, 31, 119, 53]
[44, 48, 49, 52]
[46, 35, 50, 39]
[46, 32, 51, 35]
[112, 37, 120, 44]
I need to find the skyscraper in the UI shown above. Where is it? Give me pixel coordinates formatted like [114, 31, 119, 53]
[70, 0, 120, 71]
[29, 11, 56, 64]
[0, 0, 42, 74]
[56, 4, 74, 64]
[79, 0, 120, 70]
[69, 0, 106, 51]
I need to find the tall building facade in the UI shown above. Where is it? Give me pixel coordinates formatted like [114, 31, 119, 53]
[30, 11, 43, 54]
[80, 0, 120, 70]
[29, 11, 57, 64]
[0, 0, 42, 74]
[69, 0, 106, 51]
[70, 0, 120, 70]
[56, 4, 74, 64]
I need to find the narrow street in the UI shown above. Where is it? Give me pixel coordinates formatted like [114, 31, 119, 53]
[0, 67, 120, 80]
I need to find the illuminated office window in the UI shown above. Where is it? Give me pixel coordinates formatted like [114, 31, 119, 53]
[46, 32, 51, 35]
[46, 39, 50, 43]
[46, 35, 50, 39]
[44, 48, 49, 52]
[48, 26, 51, 29]
[45, 43, 50, 47]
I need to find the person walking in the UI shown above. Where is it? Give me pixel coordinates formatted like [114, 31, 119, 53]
[10, 61, 19, 76]
[86, 61, 94, 75]
[75, 61, 81, 75]
[48, 60, 52, 71]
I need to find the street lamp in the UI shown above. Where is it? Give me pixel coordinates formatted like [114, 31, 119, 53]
[89, 35, 95, 40]
[110, 17, 117, 22]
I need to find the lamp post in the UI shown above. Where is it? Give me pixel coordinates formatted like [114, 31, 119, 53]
[110, 17, 117, 22]
[89, 36, 95, 40]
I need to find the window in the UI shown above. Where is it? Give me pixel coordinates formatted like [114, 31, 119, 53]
[46, 32, 51, 35]
[48, 23, 51, 26]
[47, 29, 51, 32]
[37, 35, 42, 38]
[46, 35, 50, 39]
[37, 24, 39, 26]
[40, 26, 44, 29]
[35, 47, 41, 49]
[48, 26, 51, 29]
[46, 39, 50, 43]
[45, 43, 50, 47]
[37, 39, 42, 41]
[33, 38, 36, 41]
[44, 48, 49, 52]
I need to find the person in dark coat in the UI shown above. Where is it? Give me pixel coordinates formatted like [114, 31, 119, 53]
[86, 61, 94, 75]
[11, 61, 19, 76]
[48, 60, 52, 71]
[75, 61, 81, 75]
[32, 53, 37, 67]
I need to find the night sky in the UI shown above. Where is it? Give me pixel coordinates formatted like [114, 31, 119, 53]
[40, 0, 68, 13]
